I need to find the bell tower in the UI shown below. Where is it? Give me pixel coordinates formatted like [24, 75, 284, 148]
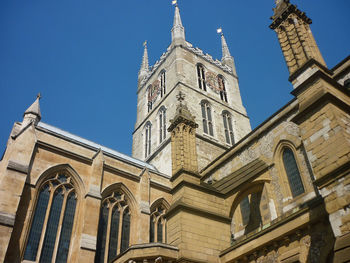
[132, 4, 251, 175]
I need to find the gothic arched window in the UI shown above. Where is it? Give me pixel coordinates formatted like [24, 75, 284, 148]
[145, 122, 152, 158]
[95, 191, 131, 263]
[282, 147, 304, 197]
[160, 71, 166, 97]
[23, 173, 77, 263]
[150, 204, 167, 243]
[197, 64, 207, 91]
[159, 107, 167, 144]
[222, 111, 234, 145]
[218, 75, 228, 102]
[201, 101, 213, 136]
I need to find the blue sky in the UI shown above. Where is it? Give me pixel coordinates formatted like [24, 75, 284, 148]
[1, 0, 349, 157]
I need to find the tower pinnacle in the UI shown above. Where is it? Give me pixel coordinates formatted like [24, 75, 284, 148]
[217, 28, 237, 76]
[23, 93, 41, 126]
[138, 41, 149, 85]
[171, 3, 185, 45]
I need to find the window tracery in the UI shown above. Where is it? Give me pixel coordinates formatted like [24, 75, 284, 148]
[150, 205, 167, 243]
[197, 64, 207, 91]
[218, 75, 228, 102]
[201, 101, 213, 136]
[222, 111, 234, 145]
[95, 191, 131, 263]
[23, 173, 77, 263]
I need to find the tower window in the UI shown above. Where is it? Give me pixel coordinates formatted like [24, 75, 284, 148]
[282, 148, 304, 197]
[147, 101, 152, 113]
[218, 76, 228, 102]
[160, 71, 166, 97]
[145, 122, 152, 158]
[201, 101, 213, 136]
[159, 107, 167, 144]
[222, 111, 234, 145]
[23, 174, 77, 262]
[95, 191, 131, 263]
[197, 64, 207, 91]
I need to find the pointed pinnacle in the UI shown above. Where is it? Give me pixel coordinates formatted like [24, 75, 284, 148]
[139, 41, 149, 75]
[24, 94, 41, 118]
[221, 33, 232, 59]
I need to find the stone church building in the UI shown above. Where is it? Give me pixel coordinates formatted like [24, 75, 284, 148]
[1, 1, 349, 262]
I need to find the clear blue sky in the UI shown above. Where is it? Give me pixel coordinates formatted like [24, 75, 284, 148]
[1, 0, 349, 157]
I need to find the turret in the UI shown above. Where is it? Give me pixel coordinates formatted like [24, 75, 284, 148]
[270, 0, 326, 79]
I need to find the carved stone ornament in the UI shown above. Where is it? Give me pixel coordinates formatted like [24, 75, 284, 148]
[205, 71, 221, 93]
[147, 80, 161, 103]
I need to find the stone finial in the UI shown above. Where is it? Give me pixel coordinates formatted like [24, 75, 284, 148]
[22, 93, 42, 127]
[138, 41, 149, 84]
[171, 3, 185, 45]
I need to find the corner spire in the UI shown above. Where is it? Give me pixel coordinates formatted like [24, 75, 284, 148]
[171, 1, 185, 45]
[23, 93, 41, 126]
[138, 41, 149, 85]
[217, 28, 237, 76]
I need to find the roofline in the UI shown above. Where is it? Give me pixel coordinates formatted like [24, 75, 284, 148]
[36, 122, 163, 174]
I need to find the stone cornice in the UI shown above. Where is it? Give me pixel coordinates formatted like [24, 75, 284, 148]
[270, 1, 312, 30]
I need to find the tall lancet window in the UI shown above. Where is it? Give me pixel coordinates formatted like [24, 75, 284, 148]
[159, 107, 167, 144]
[95, 191, 131, 263]
[150, 203, 167, 243]
[222, 111, 234, 145]
[144, 122, 152, 158]
[197, 64, 207, 91]
[282, 148, 304, 197]
[23, 173, 77, 263]
[201, 101, 213, 136]
[218, 75, 228, 102]
[160, 71, 166, 97]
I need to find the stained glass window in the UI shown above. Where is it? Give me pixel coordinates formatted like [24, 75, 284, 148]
[24, 174, 77, 263]
[40, 188, 64, 262]
[121, 209, 130, 253]
[96, 191, 131, 261]
[56, 192, 77, 263]
[108, 207, 120, 262]
[283, 148, 305, 197]
[150, 203, 167, 243]
[23, 185, 50, 261]
[95, 204, 108, 263]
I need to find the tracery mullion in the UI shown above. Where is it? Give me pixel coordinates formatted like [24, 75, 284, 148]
[154, 216, 158, 242]
[104, 201, 113, 263]
[108, 203, 120, 262]
[51, 188, 69, 263]
[35, 182, 56, 262]
[116, 206, 125, 255]
[162, 218, 166, 243]
[40, 187, 64, 262]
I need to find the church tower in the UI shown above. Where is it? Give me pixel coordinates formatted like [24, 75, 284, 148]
[132, 3, 251, 175]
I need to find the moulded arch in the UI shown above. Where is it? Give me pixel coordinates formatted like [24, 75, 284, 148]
[157, 105, 167, 114]
[101, 182, 138, 216]
[150, 198, 170, 212]
[34, 163, 86, 197]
